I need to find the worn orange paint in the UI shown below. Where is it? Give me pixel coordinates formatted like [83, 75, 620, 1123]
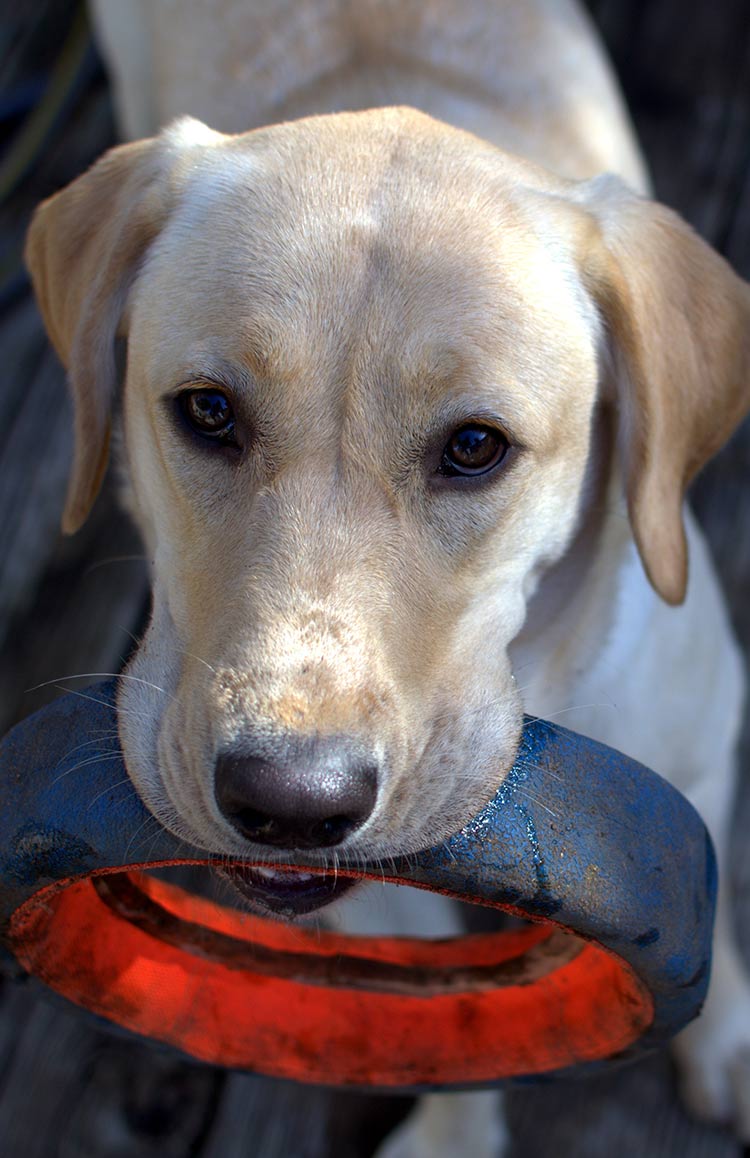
[9, 865, 654, 1088]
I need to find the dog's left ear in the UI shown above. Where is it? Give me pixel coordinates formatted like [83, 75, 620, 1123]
[576, 175, 750, 605]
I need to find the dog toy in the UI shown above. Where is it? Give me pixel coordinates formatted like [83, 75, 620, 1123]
[0, 682, 715, 1091]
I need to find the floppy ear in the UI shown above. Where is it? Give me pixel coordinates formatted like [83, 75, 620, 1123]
[578, 175, 750, 605]
[25, 136, 169, 533]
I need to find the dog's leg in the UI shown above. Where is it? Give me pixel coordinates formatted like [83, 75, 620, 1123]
[374, 1090, 509, 1158]
[672, 763, 750, 1139]
[330, 884, 509, 1157]
[656, 572, 750, 1143]
[674, 883, 750, 1138]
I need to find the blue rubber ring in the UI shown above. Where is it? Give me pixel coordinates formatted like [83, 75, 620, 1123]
[0, 680, 715, 1080]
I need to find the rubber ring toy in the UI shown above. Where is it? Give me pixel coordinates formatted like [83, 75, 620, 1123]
[0, 681, 715, 1091]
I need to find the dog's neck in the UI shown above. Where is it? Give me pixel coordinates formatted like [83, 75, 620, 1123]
[129, 0, 647, 190]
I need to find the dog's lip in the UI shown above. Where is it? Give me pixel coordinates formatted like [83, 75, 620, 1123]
[217, 863, 358, 917]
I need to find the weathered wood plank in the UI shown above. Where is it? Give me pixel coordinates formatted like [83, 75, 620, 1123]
[0, 467, 149, 735]
[0, 982, 225, 1158]
[0, 304, 72, 650]
[509, 1052, 740, 1158]
[202, 1073, 406, 1158]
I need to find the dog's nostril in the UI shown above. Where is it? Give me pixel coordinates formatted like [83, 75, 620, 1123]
[234, 808, 283, 844]
[311, 814, 355, 845]
[232, 807, 358, 849]
[214, 740, 377, 851]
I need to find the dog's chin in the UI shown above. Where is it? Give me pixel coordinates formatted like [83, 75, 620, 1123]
[217, 863, 360, 919]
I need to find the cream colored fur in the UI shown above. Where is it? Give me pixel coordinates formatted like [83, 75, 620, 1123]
[25, 0, 750, 1152]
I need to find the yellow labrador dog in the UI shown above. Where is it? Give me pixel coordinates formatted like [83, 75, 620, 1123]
[26, 0, 750, 1153]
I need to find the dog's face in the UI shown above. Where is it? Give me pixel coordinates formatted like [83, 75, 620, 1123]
[118, 112, 602, 860]
[26, 109, 750, 911]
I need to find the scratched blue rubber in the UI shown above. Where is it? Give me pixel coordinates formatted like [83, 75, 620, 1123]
[0, 680, 716, 1067]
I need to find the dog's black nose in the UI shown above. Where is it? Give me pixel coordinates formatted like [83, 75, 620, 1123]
[214, 737, 378, 850]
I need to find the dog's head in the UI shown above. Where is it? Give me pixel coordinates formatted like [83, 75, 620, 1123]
[26, 109, 750, 910]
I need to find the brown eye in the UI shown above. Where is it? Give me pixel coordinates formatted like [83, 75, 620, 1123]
[179, 387, 236, 442]
[441, 424, 509, 476]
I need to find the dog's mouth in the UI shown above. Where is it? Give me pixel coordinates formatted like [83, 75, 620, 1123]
[217, 863, 359, 917]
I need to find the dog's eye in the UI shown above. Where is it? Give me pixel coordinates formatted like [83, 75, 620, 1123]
[440, 424, 509, 476]
[179, 388, 236, 442]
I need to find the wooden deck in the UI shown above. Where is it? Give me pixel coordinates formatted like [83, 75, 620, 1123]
[1, 1, 749, 1153]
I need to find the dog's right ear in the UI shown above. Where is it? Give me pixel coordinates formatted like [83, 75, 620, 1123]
[572, 175, 750, 606]
[25, 136, 170, 533]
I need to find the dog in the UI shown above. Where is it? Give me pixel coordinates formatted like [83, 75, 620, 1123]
[25, 1, 750, 1153]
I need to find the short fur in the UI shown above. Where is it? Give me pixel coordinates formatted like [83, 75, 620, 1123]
[26, 1, 750, 1152]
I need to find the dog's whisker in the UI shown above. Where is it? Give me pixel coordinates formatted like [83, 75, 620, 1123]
[514, 758, 564, 783]
[514, 787, 560, 819]
[86, 777, 136, 811]
[53, 730, 121, 764]
[142, 821, 177, 863]
[180, 650, 219, 675]
[441, 840, 458, 863]
[123, 814, 163, 860]
[26, 672, 169, 696]
[522, 702, 616, 726]
[28, 684, 143, 719]
[48, 752, 124, 788]
[428, 688, 613, 734]
[544, 702, 612, 718]
[118, 625, 144, 649]
[84, 554, 148, 575]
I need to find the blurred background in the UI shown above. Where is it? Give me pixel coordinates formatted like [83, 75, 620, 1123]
[0, 1, 749, 1154]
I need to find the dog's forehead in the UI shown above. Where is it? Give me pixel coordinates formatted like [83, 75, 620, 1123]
[133, 114, 598, 439]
